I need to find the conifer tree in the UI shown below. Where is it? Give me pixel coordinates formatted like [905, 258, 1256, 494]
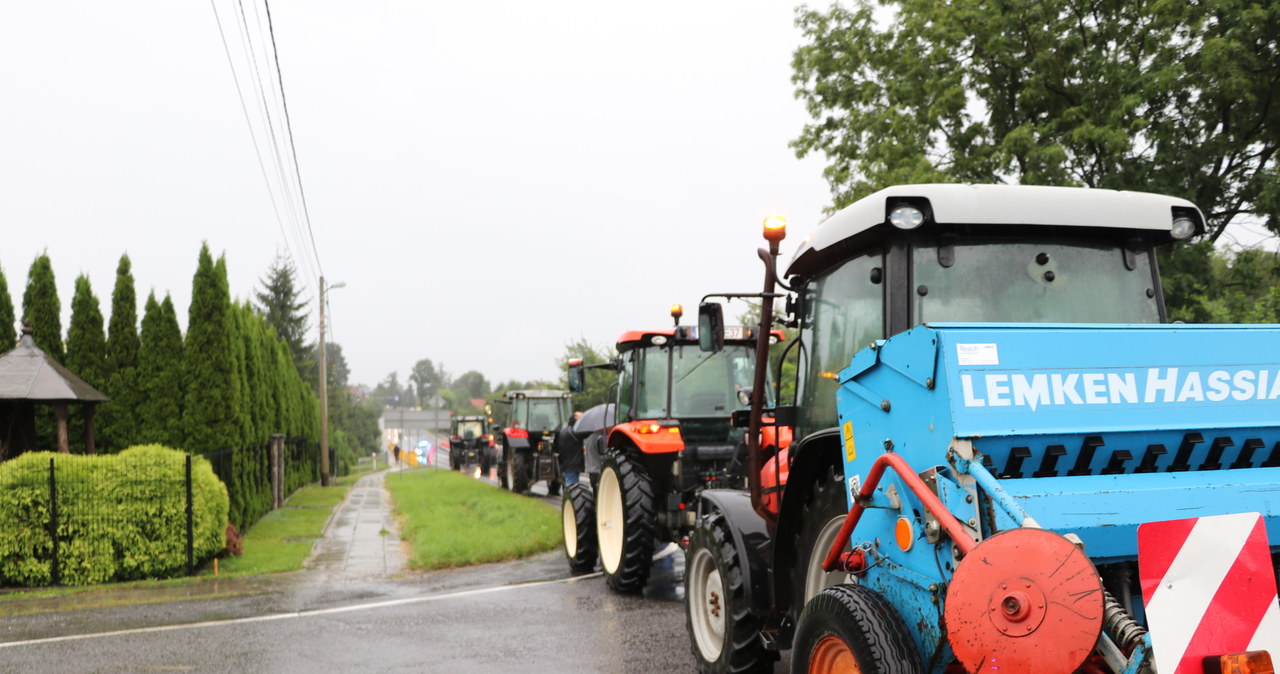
[65, 275, 107, 388]
[65, 276, 108, 453]
[137, 293, 184, 448]
[22, 254, 62, 362]
[184, 245, 239, 453]
[255, 254, 313, 384]
[101, 254, 140, 450]
[0, 263, 16, 351]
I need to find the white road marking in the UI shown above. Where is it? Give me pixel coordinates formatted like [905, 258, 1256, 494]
[0, 573, 603, 649]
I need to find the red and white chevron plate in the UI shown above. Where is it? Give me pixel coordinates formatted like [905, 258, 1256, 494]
[1139, 512, 1280, 673]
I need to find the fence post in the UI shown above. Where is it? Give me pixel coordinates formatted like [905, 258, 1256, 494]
[270, 434, 284, 509]
[48, 457, 59, 586]
[186, 454, 194, 576]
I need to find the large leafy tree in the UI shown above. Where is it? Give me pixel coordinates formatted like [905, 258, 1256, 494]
[255, 254, 313, 384]
[22, 254, 63, 362]
[136, 293, 185, 448]
[408, 358, 448, 406]
[184, 244, 242, 452]
[791, 1, 1280, 321]
[0, 263, 15, 351]
[101, 255, 141, 450]
[559, 338, 616, 411]
[792, 0, 1280, 234]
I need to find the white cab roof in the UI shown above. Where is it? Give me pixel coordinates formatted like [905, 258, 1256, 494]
[790, 184, 1201, 271]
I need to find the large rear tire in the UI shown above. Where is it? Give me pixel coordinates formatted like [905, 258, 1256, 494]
[596, 450, 654, 594]
[791, 584, 922, 674]
[513, 451, 531, 493]
[500, 444, 513, 490]
[790, 466, 850, 618]
[686, 510, 777, 673]
[562, 483, 597, 574]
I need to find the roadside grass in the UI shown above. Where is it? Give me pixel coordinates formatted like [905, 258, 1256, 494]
[215, 474, 359, 578]
[386, 469, 560, 569]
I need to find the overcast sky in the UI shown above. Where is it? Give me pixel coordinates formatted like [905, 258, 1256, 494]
[1, 1, 832, 389]
[6, 2, 1276, 393]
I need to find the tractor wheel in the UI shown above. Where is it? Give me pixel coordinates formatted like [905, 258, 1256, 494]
[596, 450, 654, 593]
[480, 452, 492, 477]
[501, 445, 514, 490]
[562, 483, 597, 574]
[790, 465, 850, 617]
[791, 584, 923, 674]
[513, 451, 531, 493]
[548, 478, 562, 497]
[685, 509, 777, 674]
[449, 449, 461, 471]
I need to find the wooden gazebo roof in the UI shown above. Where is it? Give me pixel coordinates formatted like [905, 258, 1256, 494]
[0, 330, 107, 402]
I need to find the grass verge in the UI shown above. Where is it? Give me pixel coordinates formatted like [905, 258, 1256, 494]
[215, 473, 359, 578]
[385, 469, 560, 569]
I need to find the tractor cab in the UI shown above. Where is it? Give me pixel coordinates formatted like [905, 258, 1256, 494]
[494, 390, 572, 494]
[447, 414, 492, 472]
[686, 184, 1217, 673]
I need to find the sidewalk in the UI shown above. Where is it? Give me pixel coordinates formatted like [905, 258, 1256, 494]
[306, 469, 408, 579]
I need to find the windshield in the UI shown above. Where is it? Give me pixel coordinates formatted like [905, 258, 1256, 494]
[632, 344, 768, 419]
[514, 398, 567, 431]
[913, 238, 1160, 324]
[456, 421, 484, 439]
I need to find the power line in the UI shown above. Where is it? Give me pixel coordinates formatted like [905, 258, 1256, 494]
[208, 0, 324, 290]
[263, 0, 324, 280]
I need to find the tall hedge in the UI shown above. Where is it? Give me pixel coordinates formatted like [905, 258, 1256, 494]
[0, 263, 15, 352]
[22, 254, 62, 362]
[65, 276, 107, 453]
[136, 293, 184, 448]
[101, 255, 141, 451]
[0, 446, 228, 586]
[184, 245, 240, 453]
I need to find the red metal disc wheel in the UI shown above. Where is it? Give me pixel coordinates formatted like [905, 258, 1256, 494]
[944, 528, 1103, 673]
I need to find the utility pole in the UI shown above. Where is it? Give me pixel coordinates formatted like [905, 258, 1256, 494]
[318, 277, 346, 487]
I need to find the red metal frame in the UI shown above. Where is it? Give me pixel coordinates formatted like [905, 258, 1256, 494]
[822, 452, 978, 572]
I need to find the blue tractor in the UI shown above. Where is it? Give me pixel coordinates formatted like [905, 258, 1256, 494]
[687, 185, 1280, 673]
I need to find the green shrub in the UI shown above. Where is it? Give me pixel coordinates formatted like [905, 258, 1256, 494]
[0, 446, 229, 586]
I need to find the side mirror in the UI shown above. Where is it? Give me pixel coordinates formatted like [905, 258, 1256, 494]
[698, 302, 724, 352]
[567, 359, 585, 393]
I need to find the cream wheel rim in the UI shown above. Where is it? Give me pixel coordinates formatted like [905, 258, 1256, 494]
[596, 467, 624, 573]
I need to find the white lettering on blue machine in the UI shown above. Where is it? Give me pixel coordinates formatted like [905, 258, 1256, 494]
[959, 368, 1280, 410]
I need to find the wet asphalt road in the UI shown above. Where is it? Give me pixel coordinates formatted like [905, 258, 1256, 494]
[0, 550, 697, 673]
[0, 452, 794, 673]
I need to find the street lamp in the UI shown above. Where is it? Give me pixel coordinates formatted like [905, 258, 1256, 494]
[319, 277, 346, 486]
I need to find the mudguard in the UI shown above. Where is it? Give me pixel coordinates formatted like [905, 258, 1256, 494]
[697, 489, 773, 616]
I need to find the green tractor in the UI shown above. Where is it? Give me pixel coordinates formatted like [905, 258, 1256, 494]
[493, 390, 572, 495]
[447, 413, 494, 473]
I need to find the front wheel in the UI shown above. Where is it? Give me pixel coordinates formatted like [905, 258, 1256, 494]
[792, 584, 922, 674]
[500, 446, 513, 490]
[596, 450, 654, 593]
[480, 451, 492, 477]
[562, 483, 597, 574]
[686, 510, 777, 673]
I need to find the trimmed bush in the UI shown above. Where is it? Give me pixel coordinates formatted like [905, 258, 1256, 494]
[0, 446, 229, 586]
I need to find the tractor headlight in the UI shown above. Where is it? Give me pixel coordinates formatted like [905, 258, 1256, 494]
[888, 204, 925, 230]
[1171, 216, 1197, 240]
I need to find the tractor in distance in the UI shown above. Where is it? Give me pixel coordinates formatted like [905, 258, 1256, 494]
[492, 389, 572, 495]
[685, 185, 1280, 674]
[447, 413, 493, 474]
[565, 305, 789, 591]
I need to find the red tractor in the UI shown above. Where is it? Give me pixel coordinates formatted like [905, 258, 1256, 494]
[565, 305, 789, 590]
[492, 390, 572, 495]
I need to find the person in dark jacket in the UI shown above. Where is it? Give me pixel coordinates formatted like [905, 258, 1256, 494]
[557, 410, 585, 486]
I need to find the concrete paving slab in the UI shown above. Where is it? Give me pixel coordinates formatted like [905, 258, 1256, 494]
[306, 470, 407, 580]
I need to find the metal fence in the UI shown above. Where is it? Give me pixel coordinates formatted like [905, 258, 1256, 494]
[43, 455, 194, 586]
